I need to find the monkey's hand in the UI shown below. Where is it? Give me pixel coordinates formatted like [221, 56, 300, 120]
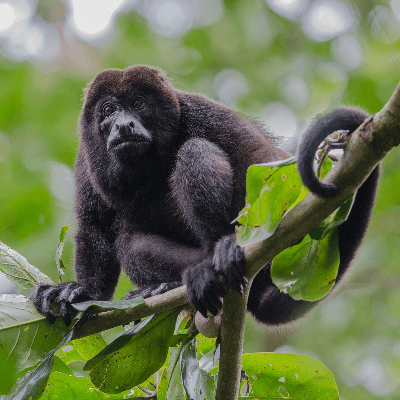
[213, 235, 248, 295]
[29, 282, 96, 326]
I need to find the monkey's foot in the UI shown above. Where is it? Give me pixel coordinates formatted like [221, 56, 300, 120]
[184, 259, 226, 318]
[125, 281, 182, 299]
[213, 235, 248, 294]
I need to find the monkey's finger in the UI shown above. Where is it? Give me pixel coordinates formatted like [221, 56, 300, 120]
[200, 295, 220, 317]
[235, 246, 246, 274]
[195, 300, 209, 319]
[209, 295, 223, 313]
[227, 278, 244, 295]
[201, 281, 226, 315]
[41, 286, 62, 324]
[59, 301, 72, 327]
[185, 286, 207, 318]
[68, 286, 88, 303]
[29, 284, 50, 304]
[222, 265, 245, 293]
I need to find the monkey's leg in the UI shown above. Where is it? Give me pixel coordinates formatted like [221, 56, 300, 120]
[115, 230, 206, 289]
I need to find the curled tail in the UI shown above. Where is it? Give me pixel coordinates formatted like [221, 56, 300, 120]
[297, 108, 369, 198]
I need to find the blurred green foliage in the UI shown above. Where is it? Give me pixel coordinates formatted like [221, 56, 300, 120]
[1, 0, 400, 398]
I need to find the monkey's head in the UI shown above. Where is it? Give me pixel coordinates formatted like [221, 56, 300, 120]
[79, 65, 181, 197]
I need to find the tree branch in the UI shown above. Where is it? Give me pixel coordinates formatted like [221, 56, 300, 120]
[72, 80, 400, 400]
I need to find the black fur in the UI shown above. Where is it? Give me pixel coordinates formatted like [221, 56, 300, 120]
[30, 66, 379, 326]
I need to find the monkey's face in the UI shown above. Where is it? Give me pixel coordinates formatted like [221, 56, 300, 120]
[80, 66, 181, 167]
[98, 94, 153, 162]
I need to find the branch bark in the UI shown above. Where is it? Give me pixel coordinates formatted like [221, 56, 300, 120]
[72, 80, 400, 400]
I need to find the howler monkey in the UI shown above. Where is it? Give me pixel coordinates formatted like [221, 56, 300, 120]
[30, 66, 379, 326]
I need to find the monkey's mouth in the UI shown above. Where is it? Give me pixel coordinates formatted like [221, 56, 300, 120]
[108, 136, 150, 151]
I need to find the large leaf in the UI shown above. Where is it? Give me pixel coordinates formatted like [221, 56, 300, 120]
[3, 297, 143, 399]
[0, 295, 68, 376]
[85, 308, 182, 394]
[235, 158, 302, 247]
[271, 230, 340, 301]
[240, 353, 339, 399]
[0, 241, 53, 289]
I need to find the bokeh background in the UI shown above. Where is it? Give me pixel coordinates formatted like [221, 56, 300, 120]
[0, 0, 400, 398]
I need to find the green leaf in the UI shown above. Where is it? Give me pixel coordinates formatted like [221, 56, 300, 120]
[236, 159, 302, 247]
[0, 344, 17, 395]
[4, 295, 129, 399]
[319, 155, 333, 180]
[83, 315, 154, 371]
[56, 345, 86, 364]
[3, 303, 96, 399]
[158, 347, 186, 400]
[197, 334, 217, 358]
[55, 225, 70, 281]
[4, 329, 75, 400]
[170, 333, 192, 348]
[44, 372, 144, 399]
[240, 353, 339, 399]
[271, 230, 340, 301]
[85, 308, 182, 394]
[52, 356, 74, 376]
[158, 330, 197, 400]
[181, 337, 216, 400]
[0, 295, 68, 375]
[310, 195, 355, 240]
[0, 241, 53, 289]
[73, 333, 107, 361]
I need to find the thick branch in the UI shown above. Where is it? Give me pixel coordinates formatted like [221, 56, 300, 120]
[73, 286, 188, 339]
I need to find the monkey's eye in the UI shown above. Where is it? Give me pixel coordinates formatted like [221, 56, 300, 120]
[103, 105, 114, 117]
[132, 97, 145, 109]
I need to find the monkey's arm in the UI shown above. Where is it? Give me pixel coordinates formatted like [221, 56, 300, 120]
[115, 228, 245, 318]
[30, 155, 120, 325]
